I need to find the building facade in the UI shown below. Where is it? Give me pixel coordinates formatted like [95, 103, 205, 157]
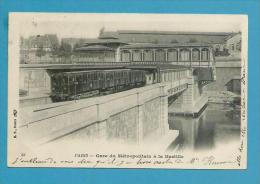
[225, 33, 241, 58]
[20, 34, 59, 63]
[99, 30, 241, 59]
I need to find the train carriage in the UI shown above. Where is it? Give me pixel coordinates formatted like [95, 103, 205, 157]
[51, 69, 147, 102]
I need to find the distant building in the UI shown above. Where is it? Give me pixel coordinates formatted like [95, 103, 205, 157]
[99, 30, 230, 44]
[73, 38, 127, 62]
[61, 38, 89, 50]
[20, 34, 59, 63]
[225, 33, 241, 58]
[99, 30, 241, 59]
[225, 76, 241, 94]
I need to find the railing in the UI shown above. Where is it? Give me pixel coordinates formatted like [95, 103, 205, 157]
[22, 61, 131, 66]
[21, 58, 214, 68]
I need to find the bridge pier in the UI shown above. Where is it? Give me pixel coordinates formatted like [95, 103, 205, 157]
[169, 75, 208, 117]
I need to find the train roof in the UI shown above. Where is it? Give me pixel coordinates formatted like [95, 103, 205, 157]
[127, 63, 189, 71]
[61, 69, 139, 75]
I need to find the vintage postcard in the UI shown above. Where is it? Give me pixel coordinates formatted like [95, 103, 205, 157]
[8, 13, 247, 169]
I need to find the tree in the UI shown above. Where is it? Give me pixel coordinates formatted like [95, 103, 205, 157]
[58, 42, 72, 57]
[51, 44, 59, 56]
[36, 45, 46, 60]
[73, 42, 81, 51]
[99, 27, 105, 36]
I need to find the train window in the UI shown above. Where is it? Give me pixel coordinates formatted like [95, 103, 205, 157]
[111, 71, 114, 79]
[100, 73, 104, 80]
[106, 73, 110, 80]
[106, 73, 108, 80]
[97, 72, 99, 80]
[77, 75, 81, 82]
[94, 72, 97, 80]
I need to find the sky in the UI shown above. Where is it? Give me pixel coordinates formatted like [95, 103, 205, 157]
[12, 13, 247, 40]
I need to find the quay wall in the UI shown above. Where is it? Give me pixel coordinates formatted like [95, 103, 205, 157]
[204, 60, 241, 92]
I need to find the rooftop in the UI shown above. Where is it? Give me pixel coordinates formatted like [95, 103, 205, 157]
[99, 30, 234, 45]
[120, 43, 212, 49]
[117, 30, 232, 36]
[82, 38, 127, 45]
[75, 45, 116, 51]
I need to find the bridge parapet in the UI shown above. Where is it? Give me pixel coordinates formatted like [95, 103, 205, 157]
[20, 83, 177, 147]
[21, 60, 215, 69]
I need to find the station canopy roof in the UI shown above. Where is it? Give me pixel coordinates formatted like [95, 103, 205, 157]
[82, 38, 127, 45]
[75, 45, 116, 51]
[99, 30, 233, 44]
[120, 43, 212, 49]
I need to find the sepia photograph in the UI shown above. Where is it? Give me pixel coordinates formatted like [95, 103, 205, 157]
[8, 13, 247, 169]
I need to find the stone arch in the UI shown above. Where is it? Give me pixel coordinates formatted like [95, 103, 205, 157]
[201, 48, 209, 60]
[143, 50, 153, 61]
[192, 48, 200, 61]
[155, 49, 166, 62]
[132, 50, 142, 62]
[179, 48, 190, 61]
[121, 50, 131, 62]
[167, 49, 178, 62]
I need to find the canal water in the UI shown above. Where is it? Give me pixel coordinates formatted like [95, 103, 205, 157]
[168, 103, 241, 152]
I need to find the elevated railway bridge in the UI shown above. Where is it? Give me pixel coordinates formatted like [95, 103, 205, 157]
[19, 45, 216, 150]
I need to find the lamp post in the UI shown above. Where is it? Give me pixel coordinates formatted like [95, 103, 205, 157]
[27, 75, 29, 96]
[74, 79, 78, 102]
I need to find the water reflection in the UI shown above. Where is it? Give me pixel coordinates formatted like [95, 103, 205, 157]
[169, 103, 241, 152]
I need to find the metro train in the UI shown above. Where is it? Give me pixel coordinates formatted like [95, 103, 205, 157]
[50, 67, 189, 102]
[50, 69, 152, 102]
